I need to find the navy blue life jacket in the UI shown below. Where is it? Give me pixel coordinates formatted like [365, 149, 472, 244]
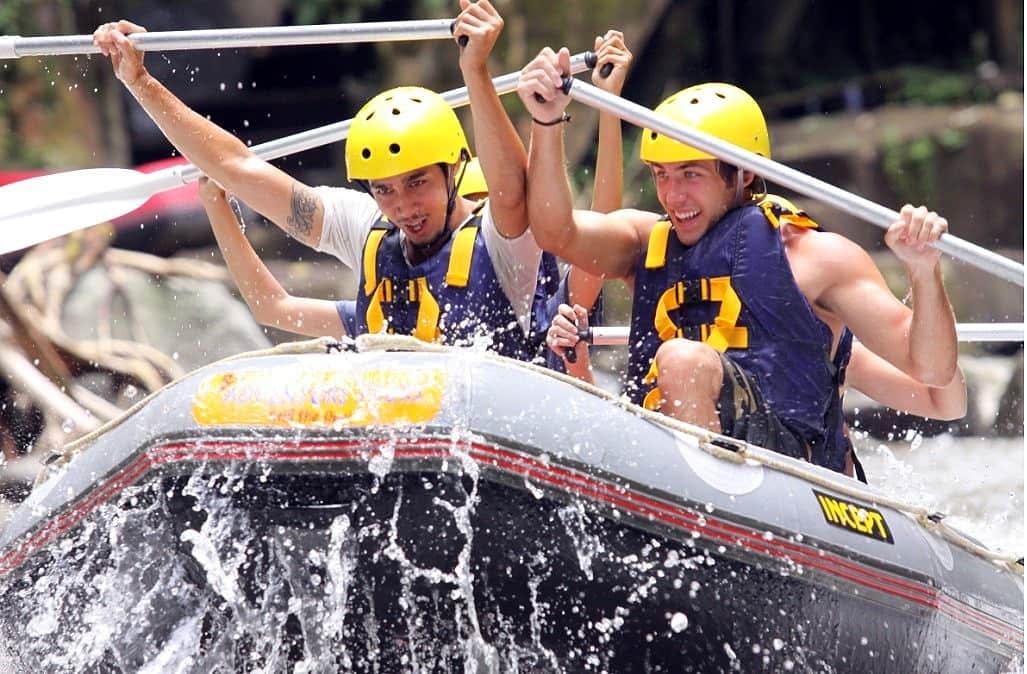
[354, 208, 538, 361]
[626, 201, 844, 459]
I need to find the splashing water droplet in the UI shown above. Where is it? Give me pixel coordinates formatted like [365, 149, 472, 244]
[670, 612, 688, 632]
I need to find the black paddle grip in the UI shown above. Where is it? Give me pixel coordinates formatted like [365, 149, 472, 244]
[582, 51, 613, 78]
[533, 75, 574, 105]
[563, 328, 594, 364]
[449, 20, 469, 47]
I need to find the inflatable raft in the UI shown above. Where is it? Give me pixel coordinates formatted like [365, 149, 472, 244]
[0, 338, 1022, 672]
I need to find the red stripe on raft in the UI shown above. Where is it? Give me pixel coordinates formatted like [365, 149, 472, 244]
[0, 437, 1019, 649]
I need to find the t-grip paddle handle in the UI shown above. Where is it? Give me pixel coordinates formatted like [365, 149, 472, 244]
[449, 20, 469, 47]
[533, 74, 576, 105]
[582, 51, 613, 77]
[533, 52, 608, 105]
[563, 326, 595, 364]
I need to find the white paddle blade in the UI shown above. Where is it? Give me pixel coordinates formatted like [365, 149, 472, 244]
[0, 168, 150, 254]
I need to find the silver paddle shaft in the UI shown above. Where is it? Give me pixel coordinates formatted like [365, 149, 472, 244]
[561, 78, 1025, 288]
[0, 53, 596, 223]
[584, 323, 1025, 345]
[0, 19, 455, 58]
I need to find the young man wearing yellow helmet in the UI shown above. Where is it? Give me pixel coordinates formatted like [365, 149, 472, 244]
[518, 48, 960, 472]
[544, 197, 967, 481]
[93, 1, 546, 359]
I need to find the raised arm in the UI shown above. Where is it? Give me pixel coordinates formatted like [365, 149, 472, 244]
[567, 30, 634, 308]
[517, 47, 642, 278]
[94, 20, 325, 247]
[884, 205, 959, 386]
[845, 342, 967, 420]
[589, 30, 631, 214]
[452, 0, 527, 238]
[199, 178, 344, 338]
[818, 205, 958, 387]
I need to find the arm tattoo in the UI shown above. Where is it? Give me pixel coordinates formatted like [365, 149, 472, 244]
[287, 182, 318, 240]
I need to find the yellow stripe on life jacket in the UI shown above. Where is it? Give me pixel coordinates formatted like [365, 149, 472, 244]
[410, 277, 441, 342]
[445, 224, 478, 288]
[366, 278, 392, 334]
[652, 276, 748, 351]
[644, 220, 672, 269]
[704, 276, 748, 351]
[642, 361, 663, 410]
[362, 227, 389, 296]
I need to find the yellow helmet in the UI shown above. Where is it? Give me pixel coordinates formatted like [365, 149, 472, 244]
[639, 83, 770, 164]
[457, 156, 489, 198]
[346, 86, 470, 181]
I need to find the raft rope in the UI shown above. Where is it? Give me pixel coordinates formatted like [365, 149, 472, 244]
[41, 334, 1023, 574]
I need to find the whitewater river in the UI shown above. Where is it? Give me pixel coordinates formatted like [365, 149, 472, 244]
[855, 434, 1023, 557]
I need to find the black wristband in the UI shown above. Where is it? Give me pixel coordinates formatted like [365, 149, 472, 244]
[532, 112, 571, 126]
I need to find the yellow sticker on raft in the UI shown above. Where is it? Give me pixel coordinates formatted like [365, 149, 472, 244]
[813, 490, 894, 544]
[192, 366, 445, 427]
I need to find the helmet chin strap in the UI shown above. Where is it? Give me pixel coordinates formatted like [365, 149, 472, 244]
[728, 165, 767, 207]
[733, 169, 746, 206]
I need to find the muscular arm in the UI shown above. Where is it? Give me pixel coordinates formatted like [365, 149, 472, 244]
[455, 0, 528, 238]
[200, 180, 344, 338]
[845, 342, 967, 420]
[95, 21, 325, 247]
[811, 232, 958, 387]
[567, 30, 633, 309]
[518, 49, 642, 278]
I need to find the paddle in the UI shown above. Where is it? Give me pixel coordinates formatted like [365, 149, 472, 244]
[0, 51, 599, 255]
[580, 323, 1025, 346]
[550, 76, 1025, 288]
[0, 19, 456, 58]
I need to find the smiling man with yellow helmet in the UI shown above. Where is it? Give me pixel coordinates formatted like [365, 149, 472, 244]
[520, 47, 960, 476]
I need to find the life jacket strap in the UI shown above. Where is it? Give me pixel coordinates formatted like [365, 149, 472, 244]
[362, 226, 390, 296]
[644, 220, 672, 269]
[759, 195, 820, 230]
[445, 224, 478, 288]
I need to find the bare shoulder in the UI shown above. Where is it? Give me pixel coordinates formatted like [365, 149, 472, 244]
[567, 208, 659, 278]
[571, 208, 658, 241]
[788, 228, 875, 274]
[785, 226, 883, 306]
[621, 208, 664, 237]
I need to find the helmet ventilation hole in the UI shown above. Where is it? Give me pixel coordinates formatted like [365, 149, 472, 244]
[690, 98, 699, 104]
[361, 148, 371, 159]
[650, 131, 658, 140]
[389, 143, 401, 154]
[715, 92, 726, 99]
[411, 97, 422, 103]
[392, 108, 401, 115]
